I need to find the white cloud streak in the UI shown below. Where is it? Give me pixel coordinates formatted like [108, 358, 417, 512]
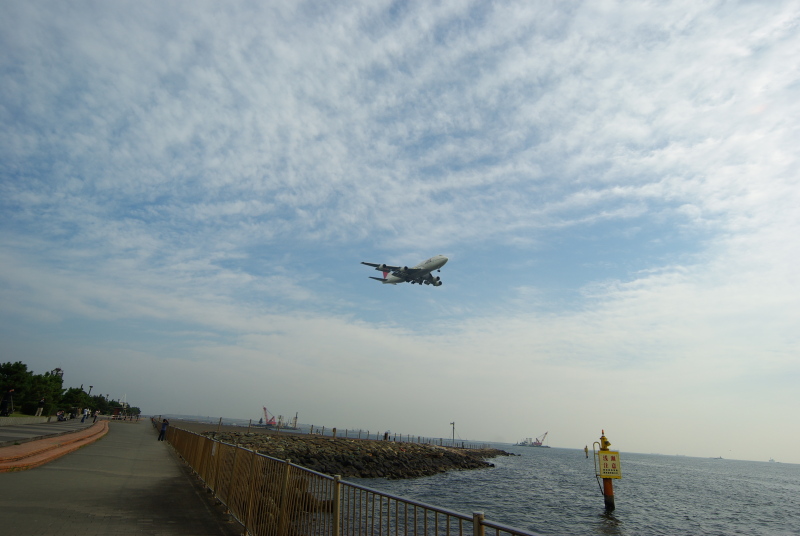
[1, 1, 799, 463]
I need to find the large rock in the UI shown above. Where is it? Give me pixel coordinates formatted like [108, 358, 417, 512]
[201, 431, 512, 479]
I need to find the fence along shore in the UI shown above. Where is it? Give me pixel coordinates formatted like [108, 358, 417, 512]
[173, 416, 494, 449]
[156, 419, 541, 536]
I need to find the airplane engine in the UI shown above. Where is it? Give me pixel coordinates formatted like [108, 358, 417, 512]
[400, 266, 408, 272]
[377, 264, 387, 271]
[432, 276, 440, 283]
[434, 280, 443, 286]
[424, 280, 430, 285]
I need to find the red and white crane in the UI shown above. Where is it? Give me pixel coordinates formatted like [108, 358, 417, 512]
[262, 406, 277, 427]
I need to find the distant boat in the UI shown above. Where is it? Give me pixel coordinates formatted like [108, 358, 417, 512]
[769, 458, 775, 463]
[515, 432, 550, 448]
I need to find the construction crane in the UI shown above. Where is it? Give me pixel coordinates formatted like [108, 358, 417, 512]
[262, 406, 277, 427]
[532, 431, 549, 447]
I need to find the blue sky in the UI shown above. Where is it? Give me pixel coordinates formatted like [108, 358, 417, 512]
[2, 1, 799, 463]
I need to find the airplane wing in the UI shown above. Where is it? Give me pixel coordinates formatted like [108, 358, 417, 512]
[361, 262, 401, 271]
[393, 272, 443, 285]
[422, 272, 443, 286]
[361, 262, 425, 275]
[394, 272, 418, 283]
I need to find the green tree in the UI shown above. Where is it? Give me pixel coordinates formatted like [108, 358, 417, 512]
[2, 361, 141, 418]
[22, 370, 64, 415]
[89, 394, 110, 414]
[60, 387, 92, 413]
[0, 361, 34, 414]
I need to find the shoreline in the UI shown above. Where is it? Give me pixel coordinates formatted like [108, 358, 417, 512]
[190, 426, 514, 479]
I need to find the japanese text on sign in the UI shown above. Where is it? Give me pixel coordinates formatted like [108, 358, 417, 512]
[597, 451, 622, 478]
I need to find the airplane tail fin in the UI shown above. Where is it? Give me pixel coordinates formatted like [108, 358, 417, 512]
[369, 270, 389, 281]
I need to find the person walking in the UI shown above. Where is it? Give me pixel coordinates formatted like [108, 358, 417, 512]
[35, 397, 45, 417]
[1, 389, 15, 417]
[158, 419, 169, 441]
[92, 409, 99, 423]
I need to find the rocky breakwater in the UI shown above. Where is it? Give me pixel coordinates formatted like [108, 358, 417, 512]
[203, 431, 512, 479]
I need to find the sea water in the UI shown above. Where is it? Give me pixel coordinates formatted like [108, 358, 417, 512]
[353, 445, 800, 535]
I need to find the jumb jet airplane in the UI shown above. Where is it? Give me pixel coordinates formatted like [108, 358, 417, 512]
[361, 255, 448, 286]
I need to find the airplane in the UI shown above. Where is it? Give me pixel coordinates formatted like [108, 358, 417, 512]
[361, 255, 448, 286]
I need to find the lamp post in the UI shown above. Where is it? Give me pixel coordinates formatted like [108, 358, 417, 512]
[88, 385, 93, 396]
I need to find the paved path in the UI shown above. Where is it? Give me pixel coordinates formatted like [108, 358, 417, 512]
[0, 420, 242, 535]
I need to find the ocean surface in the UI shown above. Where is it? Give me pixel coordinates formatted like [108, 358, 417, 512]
[352, 444, 800, 536]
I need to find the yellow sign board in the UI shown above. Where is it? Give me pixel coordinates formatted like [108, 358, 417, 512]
[597, 451, 622, 478]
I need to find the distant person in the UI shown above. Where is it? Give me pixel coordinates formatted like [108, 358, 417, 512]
[35, 397, 46, 417]
[92, 410, 99, 423]
[0, 389, 14, 417]
[81, 408, 89, 423]
[158, 419, 169, 441]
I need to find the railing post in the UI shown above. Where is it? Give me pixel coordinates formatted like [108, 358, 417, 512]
[333, 475, 341, 536]
[277, 459, 292, 536]
[473, 511, 485, 536]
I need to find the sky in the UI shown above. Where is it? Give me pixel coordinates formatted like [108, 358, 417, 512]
[1, 1, 798, 464]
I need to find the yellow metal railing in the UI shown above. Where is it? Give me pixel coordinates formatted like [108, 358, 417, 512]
[159, 422, 540, 536]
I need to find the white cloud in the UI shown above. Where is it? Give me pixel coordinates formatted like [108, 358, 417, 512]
[1, 1, 799, 463]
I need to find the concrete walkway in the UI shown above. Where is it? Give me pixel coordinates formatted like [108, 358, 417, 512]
[0, 420, 242, 535]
